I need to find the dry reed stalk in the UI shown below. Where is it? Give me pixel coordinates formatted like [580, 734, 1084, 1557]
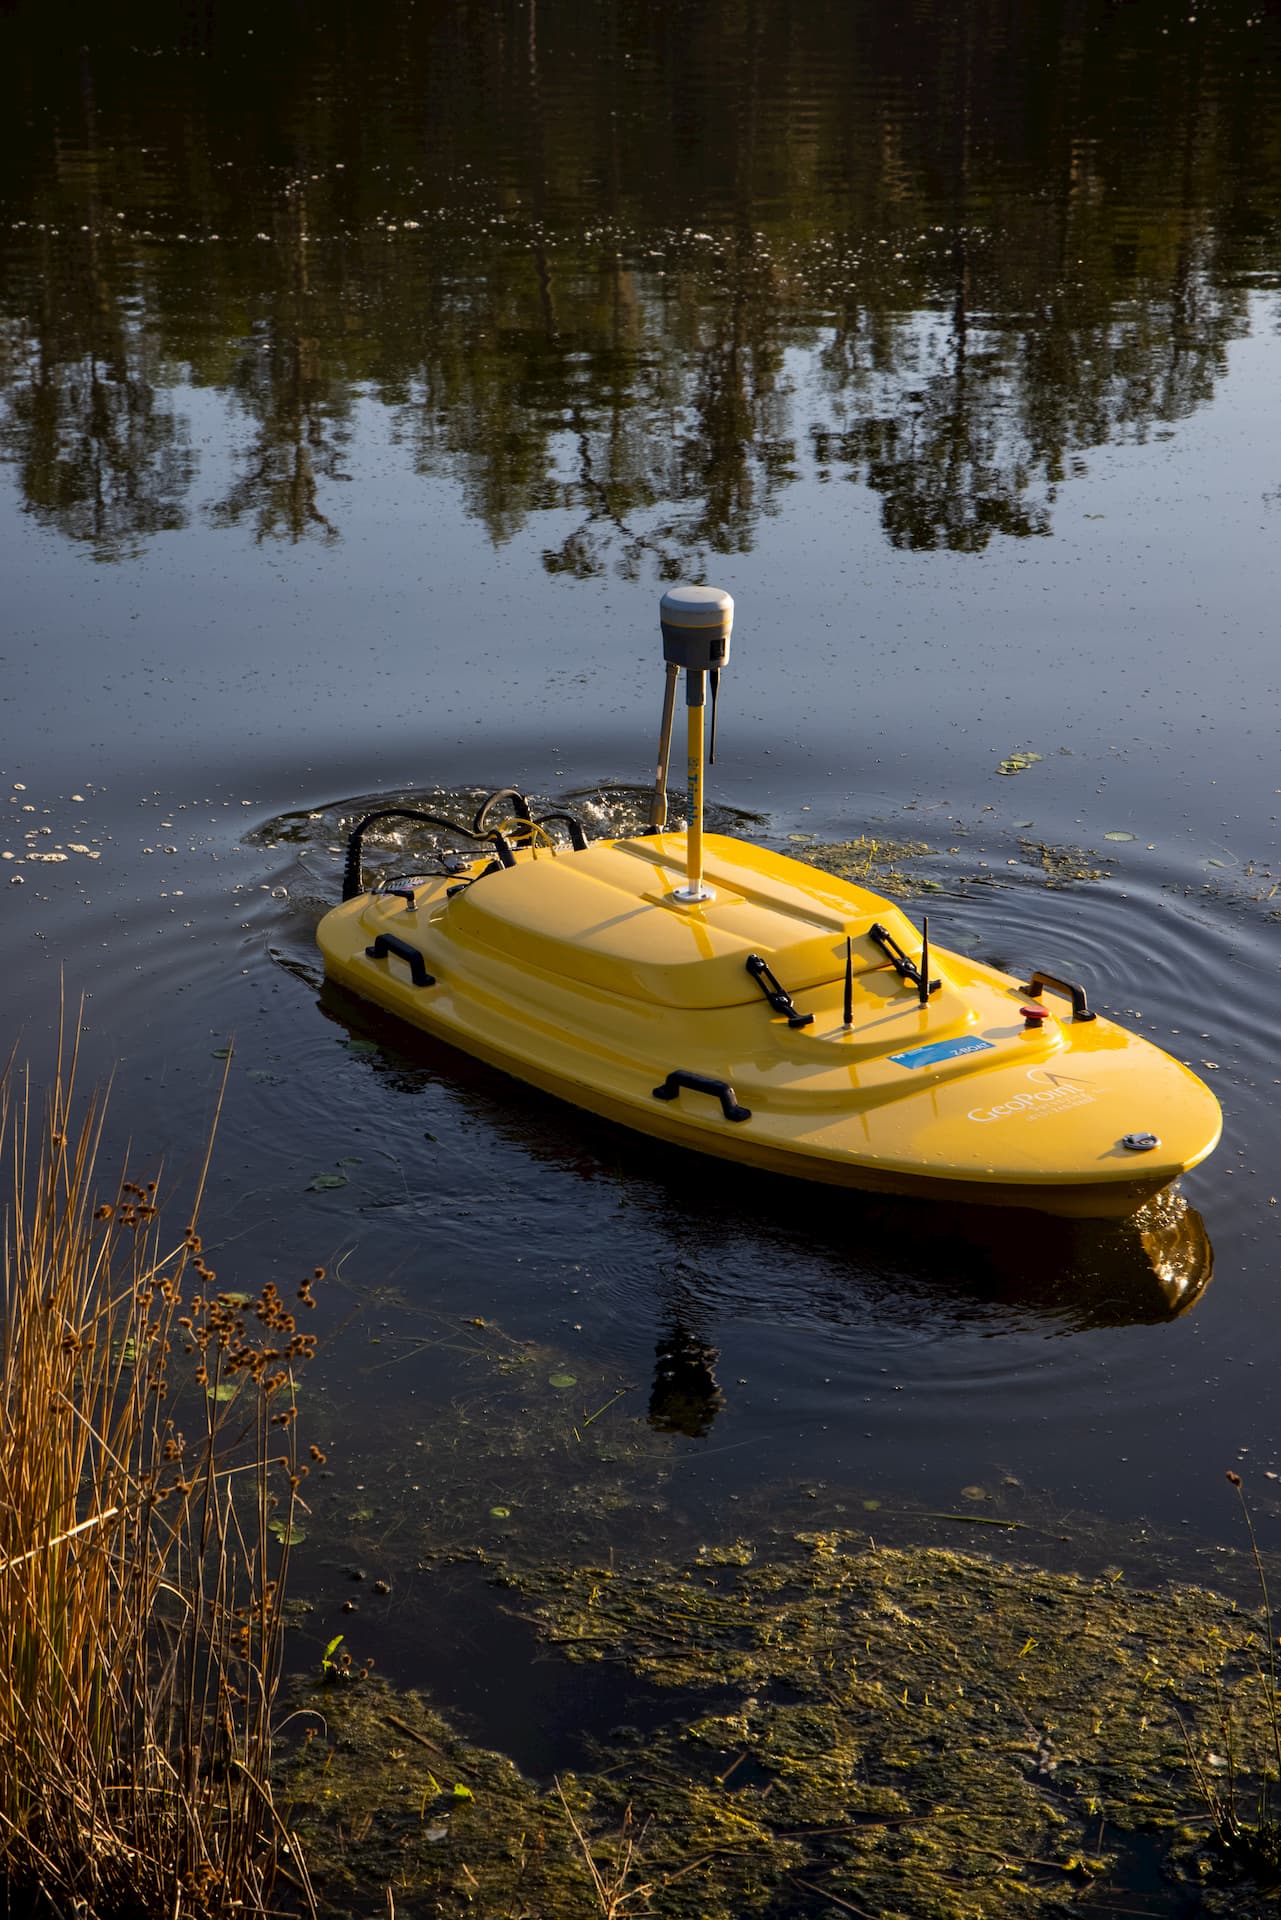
[0, 1025, 318, 1917]
[554, 1781, 653, 1917]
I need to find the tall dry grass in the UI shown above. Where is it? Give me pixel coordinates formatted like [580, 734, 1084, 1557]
[0, 1040, 317, 1917]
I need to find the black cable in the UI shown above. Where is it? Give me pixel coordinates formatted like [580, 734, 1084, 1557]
[341, 808, 498, 901]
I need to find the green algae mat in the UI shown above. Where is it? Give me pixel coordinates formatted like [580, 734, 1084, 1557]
[280, 1533, 1281, 1917]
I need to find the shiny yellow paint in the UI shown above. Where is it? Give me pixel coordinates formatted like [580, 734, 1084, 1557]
[685, 701, 705, 897]
[316, 831, 1222, 1217]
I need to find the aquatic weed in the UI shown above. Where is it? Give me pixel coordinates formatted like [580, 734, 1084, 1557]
[792, 834, 939, 897]
[1180, 1474, 1281, 1894]
[282, 1532, 1281, 1918]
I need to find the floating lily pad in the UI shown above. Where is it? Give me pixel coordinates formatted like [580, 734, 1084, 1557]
[547, 1373, 577, 1390]
[211, 1046, 233, 1059]
[306, 1172, 348, 1192]
[206, 1381, 239, 1403]
[345, 1038, 379, 1056]
[269, 1519, 306, 1545]
[489, 1505, 512, 1519]
[996, 750, 1042, 775]
[1104, 830, 1136, 842]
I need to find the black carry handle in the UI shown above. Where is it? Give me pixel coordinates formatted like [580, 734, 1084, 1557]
[1021, 970, 1095, 1021]
[364, 933, 436, 988]
[652, 1070, 751, 1122]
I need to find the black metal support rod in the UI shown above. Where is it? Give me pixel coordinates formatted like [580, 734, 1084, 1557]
[650, 662, 680, 831]
[843, 936, 854, 1028]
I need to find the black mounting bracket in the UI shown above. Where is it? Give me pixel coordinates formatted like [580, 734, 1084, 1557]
[745, 953, 814, 1028]
[869, 922, 940, 997]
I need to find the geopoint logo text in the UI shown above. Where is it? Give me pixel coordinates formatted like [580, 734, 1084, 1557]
[967, 1070, 1094, 1124]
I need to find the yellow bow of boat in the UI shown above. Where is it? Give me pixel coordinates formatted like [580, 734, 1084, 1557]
[317, 586, 1221, 1218]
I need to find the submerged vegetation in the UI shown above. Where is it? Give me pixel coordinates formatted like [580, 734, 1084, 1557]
[282, 1531, 1281, 1918]
[0, 1047, 317, 1917]
[260, 1312, 1281, 1916]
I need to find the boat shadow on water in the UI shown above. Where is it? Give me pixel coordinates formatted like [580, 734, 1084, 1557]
[316, 976, 1213, 1362]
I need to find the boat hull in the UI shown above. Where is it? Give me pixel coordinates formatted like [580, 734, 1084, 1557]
[316, 833, 1222, 1218]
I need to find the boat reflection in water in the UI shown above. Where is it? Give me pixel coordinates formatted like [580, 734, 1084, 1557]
[639, 1185, 1211, 1438]
[317, 979, 1214, 1381]
[1129, 1189, 1214, 1319]
[647, 1324, 726, 1439]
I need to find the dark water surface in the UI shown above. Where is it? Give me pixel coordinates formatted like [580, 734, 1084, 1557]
[3, 0, 1281, 1773]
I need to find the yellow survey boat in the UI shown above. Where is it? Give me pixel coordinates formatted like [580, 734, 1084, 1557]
[317, 587, 1221, 1217]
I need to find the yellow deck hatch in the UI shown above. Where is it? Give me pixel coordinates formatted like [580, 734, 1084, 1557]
[445, 835, 920, 1010]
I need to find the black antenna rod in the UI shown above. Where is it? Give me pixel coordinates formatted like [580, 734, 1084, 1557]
[708, 668, 720, 764]
[844, 935, 854, 1028]
[918, 916, 931, 1008]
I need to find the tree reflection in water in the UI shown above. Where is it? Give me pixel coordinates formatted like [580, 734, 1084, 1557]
[0, 0, 1276, 561]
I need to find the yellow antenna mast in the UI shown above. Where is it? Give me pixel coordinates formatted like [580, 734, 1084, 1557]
[656, 585, 734, 904]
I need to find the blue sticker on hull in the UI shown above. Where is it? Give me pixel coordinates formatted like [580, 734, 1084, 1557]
[889, 1035, 995, 1071]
